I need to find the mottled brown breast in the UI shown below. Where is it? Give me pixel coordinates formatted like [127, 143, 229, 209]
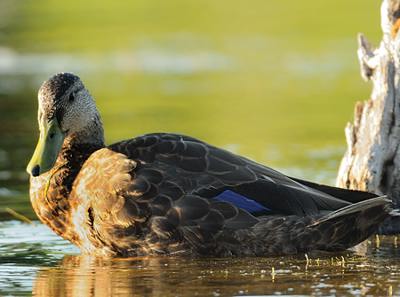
[29, 142, 102, 247]
[69, 148, 148, 255]
[29, 166, 79, 244]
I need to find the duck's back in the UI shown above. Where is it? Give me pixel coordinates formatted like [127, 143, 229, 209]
[109, 133, 377, 214]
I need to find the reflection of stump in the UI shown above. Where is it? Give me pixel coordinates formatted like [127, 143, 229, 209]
[337, 0, 400, 204]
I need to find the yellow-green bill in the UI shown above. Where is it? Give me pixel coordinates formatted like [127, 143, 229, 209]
[27, 118, 64, 176]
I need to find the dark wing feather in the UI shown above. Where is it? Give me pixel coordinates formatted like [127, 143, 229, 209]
[109, 133, 368, 217]
[289, 176, 378, 203]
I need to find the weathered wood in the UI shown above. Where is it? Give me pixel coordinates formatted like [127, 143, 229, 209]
[337, 0, 400, 209]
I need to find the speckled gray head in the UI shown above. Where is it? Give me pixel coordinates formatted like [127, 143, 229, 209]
[40, 72, 80, 104]
[39, 72, 82, 123]
[37, 72, 103, 135]
[27, 72, 104, 177]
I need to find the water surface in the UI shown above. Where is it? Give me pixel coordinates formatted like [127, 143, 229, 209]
[1, 221, 400, 296]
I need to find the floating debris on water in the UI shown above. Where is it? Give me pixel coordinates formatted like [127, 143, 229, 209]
[4, 208, 32, 224]
[376, 234, 381, 249]
[305, 253, 310, 265]
[341, 256, 345, 268]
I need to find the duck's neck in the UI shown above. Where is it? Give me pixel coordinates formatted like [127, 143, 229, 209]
[30, 119, 105, 243]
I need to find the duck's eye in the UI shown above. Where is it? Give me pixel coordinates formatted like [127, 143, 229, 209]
[49, 132, 55, 139]
[69, 92, 75, 103]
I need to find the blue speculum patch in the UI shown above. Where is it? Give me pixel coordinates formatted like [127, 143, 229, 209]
[213, 190, 270, 213]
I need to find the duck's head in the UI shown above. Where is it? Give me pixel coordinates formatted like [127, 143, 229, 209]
[27, 72, 103, 177]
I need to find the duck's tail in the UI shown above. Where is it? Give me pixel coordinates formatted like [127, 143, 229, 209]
[297, 196, 392, 251]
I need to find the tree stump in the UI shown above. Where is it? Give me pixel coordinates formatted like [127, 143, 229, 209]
[337, 0, 400, 233]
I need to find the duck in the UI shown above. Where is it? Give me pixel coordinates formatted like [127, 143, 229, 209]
[26, 72, 392, 257]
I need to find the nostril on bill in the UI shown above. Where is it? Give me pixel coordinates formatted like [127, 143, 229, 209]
[31, 165, 40, 177]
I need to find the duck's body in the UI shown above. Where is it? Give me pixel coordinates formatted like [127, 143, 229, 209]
[28, 73, 392, 257]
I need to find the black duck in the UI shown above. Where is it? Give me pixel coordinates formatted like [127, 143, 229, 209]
[26, 73, 392, 257]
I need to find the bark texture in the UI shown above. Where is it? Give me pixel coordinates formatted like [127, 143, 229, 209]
[337, 0, 400, 208]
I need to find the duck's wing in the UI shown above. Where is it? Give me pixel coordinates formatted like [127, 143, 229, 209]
[108, 133, 375, 217]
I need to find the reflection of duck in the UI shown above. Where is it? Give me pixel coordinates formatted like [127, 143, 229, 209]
[32, 244, 399, 297]
[34, 255, 179, 297]
[26, 73, 391, 257]
[32, 255, 283, 296]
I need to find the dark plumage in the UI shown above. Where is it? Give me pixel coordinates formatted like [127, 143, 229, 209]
[27, 73, 393, 257]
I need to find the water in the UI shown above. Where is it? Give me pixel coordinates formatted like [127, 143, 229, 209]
[1, 0, 399, 296]
[1, 221, 400, 296]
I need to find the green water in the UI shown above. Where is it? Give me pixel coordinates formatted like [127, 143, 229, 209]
[2, 0, 399, 296]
